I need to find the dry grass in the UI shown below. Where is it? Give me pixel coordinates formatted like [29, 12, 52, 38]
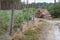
[8, 18, 48, 40]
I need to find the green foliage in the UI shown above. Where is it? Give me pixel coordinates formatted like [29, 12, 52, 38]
[46, 4, 55, 17]
[22, 8, 27, 13]
[22, 8, 36, 13]
[0, 8, 36, 34]
[22, 8, 36, 21]
[0, 10, 11, 35]
[54, 3, 60, 17]
[29, 8, 36, 13]
[45, 3, 60, 18]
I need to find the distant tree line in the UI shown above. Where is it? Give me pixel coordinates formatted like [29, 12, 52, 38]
[0, 0, 60, 17]
[0, 0, 21, 9]
[20, 2, 51, 9]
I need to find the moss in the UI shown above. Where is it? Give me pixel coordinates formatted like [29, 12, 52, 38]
[24, 28, 37, 36]
[35, 22, 47, 31]
[23, 27, 38, 40]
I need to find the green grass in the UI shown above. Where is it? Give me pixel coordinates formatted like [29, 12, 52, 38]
[0, 10, 48, 40]
[0, 10, 23, 35]
[0, 10, 33, 35]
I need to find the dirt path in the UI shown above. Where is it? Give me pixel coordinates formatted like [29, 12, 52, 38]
[38, 19, 60, 40]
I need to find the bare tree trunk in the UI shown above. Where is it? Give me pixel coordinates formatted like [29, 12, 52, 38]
[33, 0, 36, 26]
[27, 0, 29, 27]
[54, 0, 56, 4]
[54, 0, 56, 17]
[0, 1, 1, 10]
[10, 3, 14, 36]
[54, 0, 56, 6]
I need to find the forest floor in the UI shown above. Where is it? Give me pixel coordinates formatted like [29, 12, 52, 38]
[9, 18, 47, 40]
[1, 18, 60, 40]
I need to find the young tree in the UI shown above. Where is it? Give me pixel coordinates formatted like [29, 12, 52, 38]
[9, 0, 21, 35]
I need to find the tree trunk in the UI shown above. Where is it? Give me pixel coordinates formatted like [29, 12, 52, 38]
[10, 3, 15, 36]
[54, 0, 56, 3]
[0, 1, 1, 9]
[26, 0, 29, 27]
